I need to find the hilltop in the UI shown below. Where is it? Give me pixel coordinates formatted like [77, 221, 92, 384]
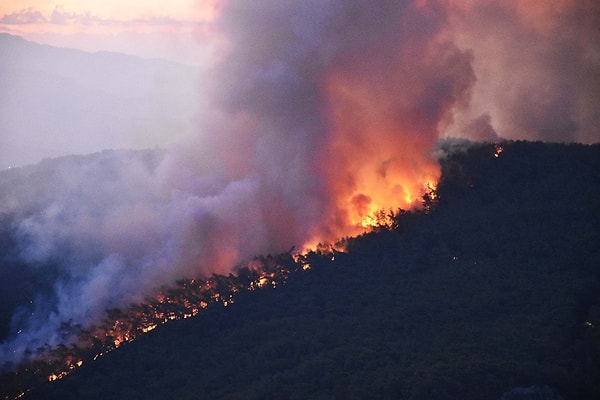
[21, 141, 600, 399]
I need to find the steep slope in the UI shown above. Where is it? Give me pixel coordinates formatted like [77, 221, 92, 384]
[30, 141, 600, 399]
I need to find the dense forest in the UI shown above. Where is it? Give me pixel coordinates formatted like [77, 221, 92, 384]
[9, 141, 600, 399]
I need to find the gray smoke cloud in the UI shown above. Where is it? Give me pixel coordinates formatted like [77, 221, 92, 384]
[1, 0, 598, 368]
[446, 0, 600, 143]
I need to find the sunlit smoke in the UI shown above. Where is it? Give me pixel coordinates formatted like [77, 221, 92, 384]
[322, 24, 474, 231]
[1, 0, 599, 369]
[191, 0, 475, 242]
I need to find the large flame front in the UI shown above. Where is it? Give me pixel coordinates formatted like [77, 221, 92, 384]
[318, 59, 444, 236]
[326, 72, 440, 226]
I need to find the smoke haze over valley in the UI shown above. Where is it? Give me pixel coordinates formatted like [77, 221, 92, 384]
[1, 0, 599, 372]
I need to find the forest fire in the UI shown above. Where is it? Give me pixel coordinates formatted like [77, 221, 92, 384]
[0, 252, 315, 399]
[0, 0, 596, 397]
[1, 188, 441, 400]
[0, 2, 476, 388]
[322, 56, 444, 234]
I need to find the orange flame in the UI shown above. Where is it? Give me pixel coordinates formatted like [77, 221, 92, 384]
[319, 70, 441, 237]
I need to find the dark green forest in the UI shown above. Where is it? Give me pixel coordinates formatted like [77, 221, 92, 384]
[21, 141, 600, 399]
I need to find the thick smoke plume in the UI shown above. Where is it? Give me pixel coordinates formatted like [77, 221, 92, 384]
[1, 0, 599, 367]
[445, 0, 600, 143]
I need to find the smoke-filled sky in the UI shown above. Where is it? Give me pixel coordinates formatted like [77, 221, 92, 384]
[0, 0, 599, 368]
[1, 1, 598, 152]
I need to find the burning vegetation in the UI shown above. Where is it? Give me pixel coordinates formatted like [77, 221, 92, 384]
[1, 141, 599, 400]
[0, 247, 337, 400]
[0, 142, 508, 400]
[0, 199, 435, 400]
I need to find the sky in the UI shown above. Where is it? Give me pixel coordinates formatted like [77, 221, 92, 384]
[0, 0, 219, 65]
[2, 0, 598, 141]
[0, 0, 599, 369]
[0, 1, 220, 169]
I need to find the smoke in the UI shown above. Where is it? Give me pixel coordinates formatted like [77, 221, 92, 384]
[191, 0, 474, 233]
[445, 0, 600, 143]
[1, 0, 598, 367]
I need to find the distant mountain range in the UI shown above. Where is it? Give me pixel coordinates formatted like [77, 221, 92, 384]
[0, 33, 199, 170]
[5, 140, 596, 400]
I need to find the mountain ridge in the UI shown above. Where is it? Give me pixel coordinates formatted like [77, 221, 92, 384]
[0, 34, 199, 170]
[21, 140, 599, 400]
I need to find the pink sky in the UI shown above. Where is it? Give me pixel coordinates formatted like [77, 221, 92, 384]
[0, 1, 219, 64]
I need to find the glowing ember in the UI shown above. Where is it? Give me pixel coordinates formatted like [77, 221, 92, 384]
[47, 372, 67, 382]
[2, 244, 345, 398]
[426, 182, 438, 201]
[494, 144, 504, 158]
[142, 324, 157, 333]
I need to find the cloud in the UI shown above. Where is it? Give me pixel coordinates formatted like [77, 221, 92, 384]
[0, 8, 47, 24]
[1, 6, 204, 28]
[49, 6, 100, 26]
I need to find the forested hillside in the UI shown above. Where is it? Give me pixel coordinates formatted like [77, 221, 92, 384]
[28, 141, 600, 399]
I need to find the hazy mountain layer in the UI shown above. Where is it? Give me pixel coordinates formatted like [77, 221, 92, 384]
[0, 33, 199, 170]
